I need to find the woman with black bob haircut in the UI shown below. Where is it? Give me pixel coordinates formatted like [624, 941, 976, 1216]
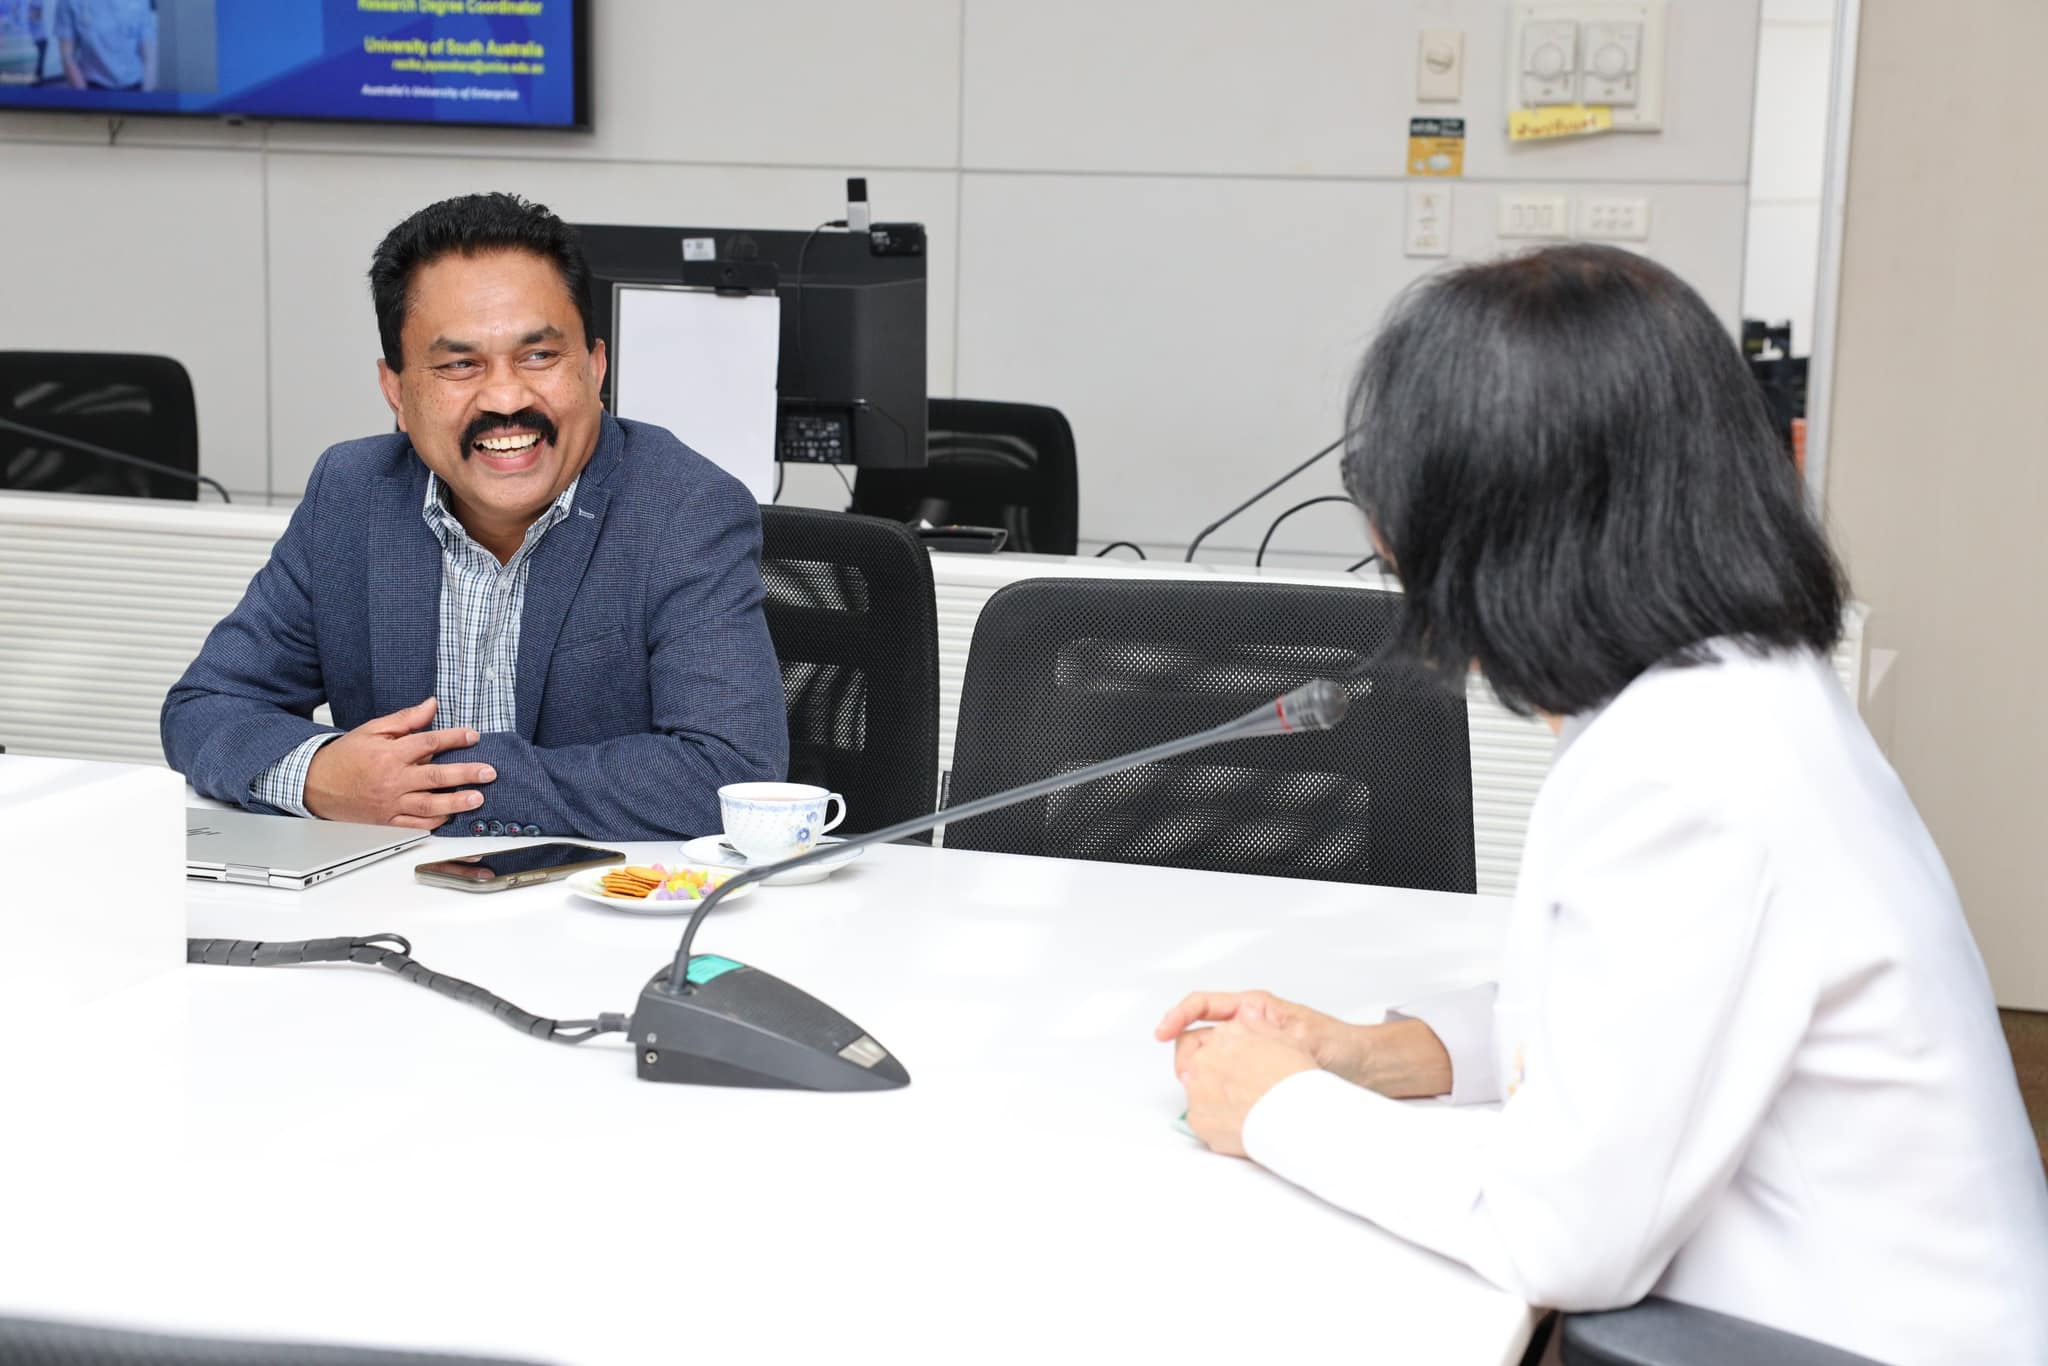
[1159, 245, 2048, 1365]
[1345, 243, 1844, 715]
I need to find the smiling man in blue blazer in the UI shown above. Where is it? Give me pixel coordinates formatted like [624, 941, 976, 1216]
[162, 192, 789, 841]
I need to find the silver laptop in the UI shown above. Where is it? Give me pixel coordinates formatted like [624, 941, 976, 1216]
[186, 807, 428, 889]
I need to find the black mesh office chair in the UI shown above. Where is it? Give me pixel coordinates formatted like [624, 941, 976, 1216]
[0, 352, 200, 500]
[943, 579, 1475, 891]
[0, 1314, 547, 1365]
[851, 398, 1078, 555]
[1559, 1299, 1887, 1366]
[759, 506, 941, 835]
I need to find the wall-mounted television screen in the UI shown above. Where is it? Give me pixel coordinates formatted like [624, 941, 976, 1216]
[0, 0, 588, 130]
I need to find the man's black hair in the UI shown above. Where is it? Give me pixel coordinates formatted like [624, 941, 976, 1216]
[368, 192, 596, 371]
[1342, 243, 1847, 718]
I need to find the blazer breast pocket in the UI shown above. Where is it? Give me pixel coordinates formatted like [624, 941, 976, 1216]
[553, 625, 626, 662]
[543, 627, 640, 740]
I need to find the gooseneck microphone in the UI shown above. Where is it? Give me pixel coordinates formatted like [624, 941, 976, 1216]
[627, 679, 1352, 1092]
[1182, 430, 1354, 563]
[0, 413, 231, 503]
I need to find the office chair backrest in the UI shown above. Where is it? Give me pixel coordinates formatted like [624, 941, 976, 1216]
[851, 398, 1078, 555]
[0, 1312, 547, 1364]
[0, 352, 200, 501]
[1559, 1297, 1888, 1366]
[944, 578, 1476, 891]
[759, 505, 941, 835]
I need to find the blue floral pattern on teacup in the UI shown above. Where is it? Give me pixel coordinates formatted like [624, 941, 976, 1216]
[718, 785, 846, 863]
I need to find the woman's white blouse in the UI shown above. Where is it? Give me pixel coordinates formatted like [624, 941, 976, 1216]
[1242, 646, 2048, 1365]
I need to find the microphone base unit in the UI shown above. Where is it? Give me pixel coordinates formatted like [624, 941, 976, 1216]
[629, 958, 909, 1091]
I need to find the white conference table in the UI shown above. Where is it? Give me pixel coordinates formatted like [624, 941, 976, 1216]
[0, 833, 1532, 1366]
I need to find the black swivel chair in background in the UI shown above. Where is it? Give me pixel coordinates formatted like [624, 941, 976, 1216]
[0, 1313, 546, 1365]
[758, 505, 941, 836]
[943, 578, 1476, 891]
[851, 398, 1079, 555]
[0, 352, 201, 500]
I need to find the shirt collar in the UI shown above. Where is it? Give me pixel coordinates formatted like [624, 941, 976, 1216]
[1548, 638, 1751, 762]
[1552, 709, 1599, 763]
[420, 473, 582, 557]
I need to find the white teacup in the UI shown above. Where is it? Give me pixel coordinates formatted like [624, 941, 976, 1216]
[717, 782, 847, 864]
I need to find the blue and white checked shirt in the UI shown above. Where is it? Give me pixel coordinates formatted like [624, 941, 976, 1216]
[250, 474, 581, 816]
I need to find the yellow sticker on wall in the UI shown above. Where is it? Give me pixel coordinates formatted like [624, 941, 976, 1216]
[1508, 105, 1615, 142]
[1407, 117, 1466, 177]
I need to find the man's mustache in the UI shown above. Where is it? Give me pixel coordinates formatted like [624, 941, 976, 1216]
[461, 409, 559, 456]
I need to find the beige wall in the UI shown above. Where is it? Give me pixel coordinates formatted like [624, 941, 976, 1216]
[1826, 2, 2048, 1007]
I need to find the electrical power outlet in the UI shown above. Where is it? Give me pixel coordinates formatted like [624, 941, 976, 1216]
[1406, 186, 1453, 257]
[1581, 196, 1651, 241]
[1497, 193, 1571, 239]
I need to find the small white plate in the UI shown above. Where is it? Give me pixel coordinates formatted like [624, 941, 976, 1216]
[564, 867, 755, 916]
[680, 835, 863, 887]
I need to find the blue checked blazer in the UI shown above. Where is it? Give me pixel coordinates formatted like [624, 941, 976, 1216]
[162, 414, 789, 840]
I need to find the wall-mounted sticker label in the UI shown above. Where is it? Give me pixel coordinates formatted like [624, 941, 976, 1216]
[1408, 116, 1466, 177]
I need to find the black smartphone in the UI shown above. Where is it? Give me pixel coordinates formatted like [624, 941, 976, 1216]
[414, 842, 624, 893]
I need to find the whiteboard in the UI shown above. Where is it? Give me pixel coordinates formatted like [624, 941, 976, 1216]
[611, 283, 780, 502]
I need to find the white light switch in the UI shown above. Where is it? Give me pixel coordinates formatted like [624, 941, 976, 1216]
[1497, 193, 1571, 240]
[1406, 186, 1453, 257]
[1417, 28, 1465, 102]
[1581, 196, 1651, 241]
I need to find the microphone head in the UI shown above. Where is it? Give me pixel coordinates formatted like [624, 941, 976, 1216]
[1228, 679, 1350, 737]
[1275, 679, 1349, 733]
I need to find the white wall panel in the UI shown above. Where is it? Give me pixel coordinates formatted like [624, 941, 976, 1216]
[0, 109, 266, 149]
[1762, 0, 1834, 23]
[957, 172, 1747, 558]
[1743, 202, 1822, 345]
[955, 172, 1389, 555]
[1744, 15, 1834, 352]
[1749, 21, 1834, 202]
[263, 156, 958, 497]
[264, 0, 963, 171]
[0, 142, 270, 497]
[963, 0, 1382, 177]
[966, 0, 1760, 185]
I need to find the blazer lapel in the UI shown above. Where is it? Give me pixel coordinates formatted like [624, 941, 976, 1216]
[514, 416, 626, 740]
[367, 468, 442, 718]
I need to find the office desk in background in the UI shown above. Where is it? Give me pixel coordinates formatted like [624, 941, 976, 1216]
[0, 811, 1531, 1366]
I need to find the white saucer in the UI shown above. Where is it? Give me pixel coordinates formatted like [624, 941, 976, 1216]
[680, 835, 863, 887]
[564, 867, 755, 917]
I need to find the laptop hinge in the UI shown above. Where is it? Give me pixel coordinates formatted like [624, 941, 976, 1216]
[224, 864, 272, 886]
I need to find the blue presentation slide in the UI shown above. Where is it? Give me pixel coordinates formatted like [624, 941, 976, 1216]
[0, 0, 583, 128]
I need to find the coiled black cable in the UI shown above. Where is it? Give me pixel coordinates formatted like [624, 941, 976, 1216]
[186, 935, 628, 1045]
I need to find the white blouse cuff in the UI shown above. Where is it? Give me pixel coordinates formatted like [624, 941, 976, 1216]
[1243, 1067, 1380, 1173]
